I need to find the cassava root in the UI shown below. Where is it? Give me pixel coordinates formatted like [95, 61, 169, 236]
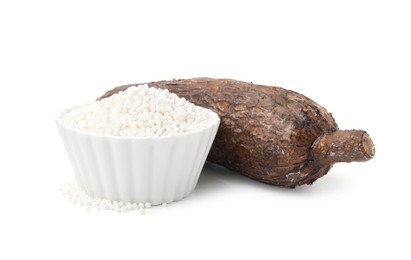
[98, 78, 375, 188]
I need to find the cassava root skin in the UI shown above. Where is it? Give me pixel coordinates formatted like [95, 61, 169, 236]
[98, 78, 375, 188]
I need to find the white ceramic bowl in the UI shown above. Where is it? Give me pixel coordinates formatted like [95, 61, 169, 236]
[56, 107, 220, 205]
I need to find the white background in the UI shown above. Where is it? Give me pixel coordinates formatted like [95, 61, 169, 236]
[0, 0, 409, 259]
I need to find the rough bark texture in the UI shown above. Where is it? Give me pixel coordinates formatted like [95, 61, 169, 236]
[98, 78, 375, 188]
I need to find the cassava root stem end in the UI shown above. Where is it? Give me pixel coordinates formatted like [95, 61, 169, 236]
[310, 130, 375, 165]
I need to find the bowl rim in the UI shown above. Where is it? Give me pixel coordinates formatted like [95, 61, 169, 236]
[56, 104, 220, 140]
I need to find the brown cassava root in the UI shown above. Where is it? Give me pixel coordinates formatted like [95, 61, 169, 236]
[98, 78, 375, 188]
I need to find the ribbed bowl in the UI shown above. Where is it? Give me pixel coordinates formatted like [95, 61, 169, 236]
[56, 109, 220, 205]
